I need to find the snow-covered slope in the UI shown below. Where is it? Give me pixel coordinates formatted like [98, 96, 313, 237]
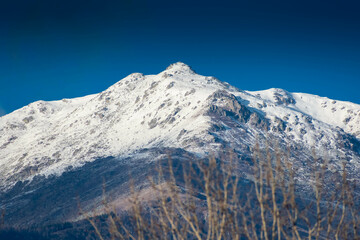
[249, 88, 360, 139]
[1, 62, 360, 190]
[0, 63, 232, 188]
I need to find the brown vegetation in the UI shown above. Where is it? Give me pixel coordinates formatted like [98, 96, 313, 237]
[83, 144, 360, 240]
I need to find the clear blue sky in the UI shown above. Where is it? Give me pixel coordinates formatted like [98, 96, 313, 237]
[1, 0, 359, 115]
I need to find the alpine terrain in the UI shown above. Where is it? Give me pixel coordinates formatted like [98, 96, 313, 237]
[1, 62, 360, 235]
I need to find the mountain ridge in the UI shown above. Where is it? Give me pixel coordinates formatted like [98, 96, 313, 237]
[1, 62, 360, 228]
[1, 62, 360, 191]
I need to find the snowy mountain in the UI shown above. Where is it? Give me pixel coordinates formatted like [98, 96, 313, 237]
[1, 62, 360, 227]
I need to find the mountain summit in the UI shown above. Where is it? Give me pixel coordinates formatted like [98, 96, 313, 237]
[1, 63, 360, 227]
[164, 62, 196, 74]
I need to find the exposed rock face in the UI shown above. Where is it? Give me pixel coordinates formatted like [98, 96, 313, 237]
[206, 90, 269, 134]
[207, 90, 251, 122]
[272, 89, 296, 105]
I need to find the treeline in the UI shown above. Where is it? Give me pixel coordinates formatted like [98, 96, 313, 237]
[1, 145, 360, 239]
[83, 145, 360, 239]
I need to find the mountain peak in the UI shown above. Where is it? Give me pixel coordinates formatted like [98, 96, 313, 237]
[1, 63, 360, 193]
[1, 64, 360, 228]
[164, 62, 195, 74]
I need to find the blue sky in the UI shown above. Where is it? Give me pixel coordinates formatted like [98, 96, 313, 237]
[1, 0, 360, 115]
